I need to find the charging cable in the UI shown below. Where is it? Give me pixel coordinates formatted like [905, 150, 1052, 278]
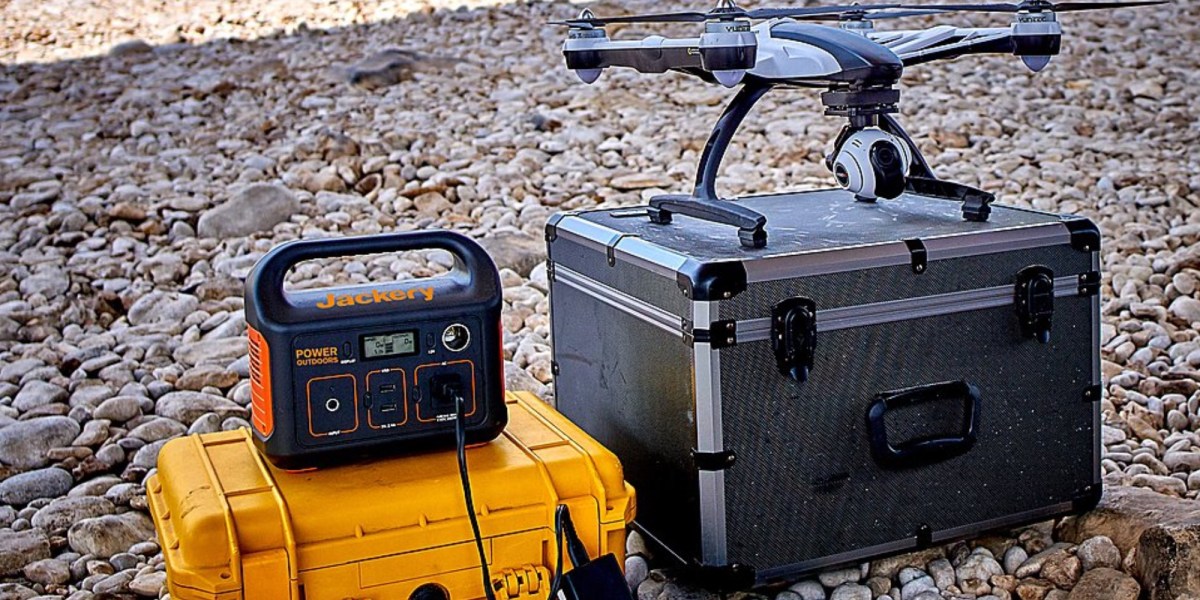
[454, 392, 497, 600]
[548, 505, 592, 598]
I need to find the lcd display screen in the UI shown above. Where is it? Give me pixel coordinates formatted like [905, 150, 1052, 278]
[361, 331, 417, 359]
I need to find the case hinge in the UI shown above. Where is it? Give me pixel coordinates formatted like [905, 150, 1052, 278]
[1078, 271, 1100, 296]
[692, 449, 737, 471]
[771, 297, 817, 382]
[1015, 265, 1054, 344]
[904, 239, 927, 274]
[493, 565, 552, 599]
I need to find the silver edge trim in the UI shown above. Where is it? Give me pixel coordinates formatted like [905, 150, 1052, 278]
[922, 222, 1069, 260]
[742, 222, 1069, 283]
[694, 300, 727, 565]
[698, 470, 727, 565]
[745, 241, 911, 282]
[737, 275, 1081, 342]
[555, 266, 681, 337]
[553, 215, 688, 277]
[753, 500, 1077, 583]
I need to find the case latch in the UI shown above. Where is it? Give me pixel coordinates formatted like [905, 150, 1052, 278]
[493, 564, 552, 599]
[1015, 265, 1054, 343]
[771, 297, 817, 382]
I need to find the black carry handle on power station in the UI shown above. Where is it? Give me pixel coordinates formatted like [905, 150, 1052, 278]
[867, 380, 981, 469]
[247, 231, 500, 323]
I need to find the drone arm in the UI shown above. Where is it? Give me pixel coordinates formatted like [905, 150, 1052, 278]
[894, 29, 1015, 66]
[564, 37, 703, 76]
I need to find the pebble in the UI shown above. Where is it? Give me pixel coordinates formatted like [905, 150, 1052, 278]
[128, 571, 166, 597]
[819, 567, 863, 588]
[956, 551, 1003, 595]
[789, 580, 827, 600]
[1002, 546, 1028, 575]
[67, 513, 156, 558]
[22, 558, 70, 586]
[154, 391, 246, 425]
[0, 468, 74, 506]
[0, 529, 51, 576]
[12, 381, 68, 412]
[829, 583, 871, 600]
[1067, 568, 1140, 600]
[91, 396, 143, 422]
[31, 497, 117, 533]
[0, 417, 80, 469]
[1075, 536, 1120, 572]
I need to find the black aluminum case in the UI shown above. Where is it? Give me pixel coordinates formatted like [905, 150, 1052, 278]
[245, 232, 506, 470]
[546, 190, 1101, 585]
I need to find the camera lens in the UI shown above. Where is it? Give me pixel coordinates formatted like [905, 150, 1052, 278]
[873, 143, 897, 166]
[442, 324, 470, 352]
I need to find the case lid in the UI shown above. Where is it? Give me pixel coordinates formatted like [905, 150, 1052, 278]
[148, 391, 634, 598]
[571, 190, 1063, 262]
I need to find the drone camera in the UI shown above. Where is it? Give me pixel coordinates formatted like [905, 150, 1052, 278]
[563, 16, 608, 84]
[699, 19, 758, 87]
[1011, 11, 1062, 72]
[831, 128, 913, 202]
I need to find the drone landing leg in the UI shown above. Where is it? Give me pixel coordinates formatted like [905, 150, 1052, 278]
[648, 81, 774, 249]
[878, 114, 995, 222]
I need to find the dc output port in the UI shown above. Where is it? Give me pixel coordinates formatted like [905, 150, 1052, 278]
[325, 398, 340, 412]
[442, 324, 470, 352]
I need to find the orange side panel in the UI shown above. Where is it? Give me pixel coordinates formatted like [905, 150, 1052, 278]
[247, 327, 274, 438]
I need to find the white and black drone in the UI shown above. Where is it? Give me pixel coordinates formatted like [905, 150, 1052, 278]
[557, 0, 1161, 247]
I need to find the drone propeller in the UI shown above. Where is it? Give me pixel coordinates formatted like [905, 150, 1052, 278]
[880, 0, 1165, 11]
[897, 0, 1166, 10]
[555, 0, 1164, 26]
[800, 8, 950, 20]
[556, 3, 916, 27]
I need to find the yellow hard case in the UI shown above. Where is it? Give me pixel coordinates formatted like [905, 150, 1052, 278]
[147, 392, 635, 600]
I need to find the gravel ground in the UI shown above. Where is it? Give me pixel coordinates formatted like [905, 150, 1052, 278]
[1, 0, 1198, 598]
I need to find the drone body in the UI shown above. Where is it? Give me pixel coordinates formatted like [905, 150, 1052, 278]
[557, 0, 1161, 247]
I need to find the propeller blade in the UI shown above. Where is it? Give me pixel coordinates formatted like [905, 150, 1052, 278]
[561, 11, 717, 26]
[555, 0, 1163, 27]
[745, 4, 902, 18]
[1051, 0, 1166, 10]
[888, 2, 1021, 11]
[864, 8, 955, 17]
[885, 0, 1164, 11]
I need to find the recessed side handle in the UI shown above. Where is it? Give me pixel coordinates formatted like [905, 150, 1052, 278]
[867, 380, 980, 469]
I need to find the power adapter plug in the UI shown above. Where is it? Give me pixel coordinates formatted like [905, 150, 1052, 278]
[555, 553, 633, 600]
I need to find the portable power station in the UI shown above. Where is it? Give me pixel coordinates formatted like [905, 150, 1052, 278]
[244, 231, 505, 469]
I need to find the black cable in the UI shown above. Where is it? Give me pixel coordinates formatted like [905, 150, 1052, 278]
[548, 504, 594, 598]
[559, 507, 590, 568]
[455, 393, 497, 600]
[548, 505, 567, 599]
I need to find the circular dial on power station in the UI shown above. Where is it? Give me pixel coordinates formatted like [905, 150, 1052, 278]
[441, 323, 471, 352]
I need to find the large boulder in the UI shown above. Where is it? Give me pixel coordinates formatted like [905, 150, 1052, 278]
[479, 231, 546, 277]
[197, 183, 299, 238]
[1057, 485, 1200, 600]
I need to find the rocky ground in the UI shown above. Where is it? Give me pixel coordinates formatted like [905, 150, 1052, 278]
[0, 0, 1198, 598]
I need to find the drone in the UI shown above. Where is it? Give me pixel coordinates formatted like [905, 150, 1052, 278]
[556, 0, 1162, 247]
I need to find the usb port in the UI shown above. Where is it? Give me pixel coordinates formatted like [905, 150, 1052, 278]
[379, 384, 396, 394]
[380, 403, 397, 413]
